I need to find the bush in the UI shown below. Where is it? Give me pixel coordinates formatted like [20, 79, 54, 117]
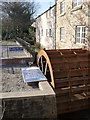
[34, 42, 41, 49]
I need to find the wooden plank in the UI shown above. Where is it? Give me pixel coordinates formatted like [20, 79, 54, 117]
[54, 68, 90, 79]
[55, 81, 69, 88]
[80, 60, 90, 68]
[47, 52, 61, 56]
[56, 96, 71, 104]
[50, 57, 90, 64]
[55, 55, 89, 60]
[46, 49, 87, 54]
[55, 85, 90, 96]
[57, 102, 88, 115]
[52, 59, 90, 70]
[52, 62, 79, 70]
[55, 76, 90, 83]
[49, 53, 77, 57]
[57, 99, 88, 109]
[56, 93, 87, 104]
[55, 80, 89, 89]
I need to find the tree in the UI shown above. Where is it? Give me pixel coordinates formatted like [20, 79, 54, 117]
[1, 2, 38, 40]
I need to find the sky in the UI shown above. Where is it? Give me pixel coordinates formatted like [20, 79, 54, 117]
[37, 1, 55, 17]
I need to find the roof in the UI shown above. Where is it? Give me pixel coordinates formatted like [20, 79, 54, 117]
[35, 4, 56, 19]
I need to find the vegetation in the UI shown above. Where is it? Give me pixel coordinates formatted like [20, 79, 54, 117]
[16, 37, 41, 54]
[1, 2, 38, 44]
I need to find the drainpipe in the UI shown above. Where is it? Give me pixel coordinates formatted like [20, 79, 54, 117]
[55, 0, 57, 49]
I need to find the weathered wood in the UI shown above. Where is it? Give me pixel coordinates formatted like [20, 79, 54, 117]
[55, 77, 90, 88]
[37, 49, 90, 115]
[54, 68, 90, 79]
[41, 56, 44, 72]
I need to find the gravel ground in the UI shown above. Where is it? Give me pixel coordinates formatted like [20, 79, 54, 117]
[1, 66, 39, 93]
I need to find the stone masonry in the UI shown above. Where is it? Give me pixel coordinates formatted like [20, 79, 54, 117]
[56, 0, 90, 50]
[0, 81, 57, 119]
[36, 5, 56, 50]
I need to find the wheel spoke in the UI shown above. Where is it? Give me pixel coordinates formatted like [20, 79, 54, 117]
[41, 57, 43, 72]
[44, 62, 48, 75]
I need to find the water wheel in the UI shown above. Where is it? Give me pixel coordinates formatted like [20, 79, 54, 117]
[37, 49, 90, 114]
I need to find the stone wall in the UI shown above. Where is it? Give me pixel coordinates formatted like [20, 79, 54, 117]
[56, 0, 90, 50]
[36, 5, 56, 50]
[2, 95, 56, 119]
[0, 81, 57, 119]
[1, 57, 33, 65]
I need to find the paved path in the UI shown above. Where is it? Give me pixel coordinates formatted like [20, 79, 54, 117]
[0, 41, 31, 58]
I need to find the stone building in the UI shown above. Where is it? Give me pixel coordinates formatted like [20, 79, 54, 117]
[35, 5, 56, 49]
[56, 0, 90, 50]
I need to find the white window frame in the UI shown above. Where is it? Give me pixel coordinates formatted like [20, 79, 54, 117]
[60, 27, 65, 41]
[76, 26, 86, 44]
[72, 0, 82, 8]
[60, 0, 65, 14]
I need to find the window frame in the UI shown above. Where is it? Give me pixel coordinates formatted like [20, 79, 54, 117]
[76, 26, 86, 44]
[60, 27, 65, 41]
[60, 0, 65, 14]
[72, 0, 82, 8]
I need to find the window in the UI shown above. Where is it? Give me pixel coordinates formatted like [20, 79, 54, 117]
[49, 29, 52, 37]
[46, 11, 49, 18]
[76, 26, 86, 44]
[46, 12, 48, 18]
[52, 8, 55, 16]
[46, 29, 52, 37]
[60, 27, 65, 40]
[49, 9, 51, 17]
[46, 29, 48, 36]
[72, 0, 82, 8]
[60, 0, 65, 14]
[51, 8, 53, 16]
[41, 29, 43, 36]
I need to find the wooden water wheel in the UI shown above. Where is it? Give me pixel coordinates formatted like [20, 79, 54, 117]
[37, 49, 90, 114]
